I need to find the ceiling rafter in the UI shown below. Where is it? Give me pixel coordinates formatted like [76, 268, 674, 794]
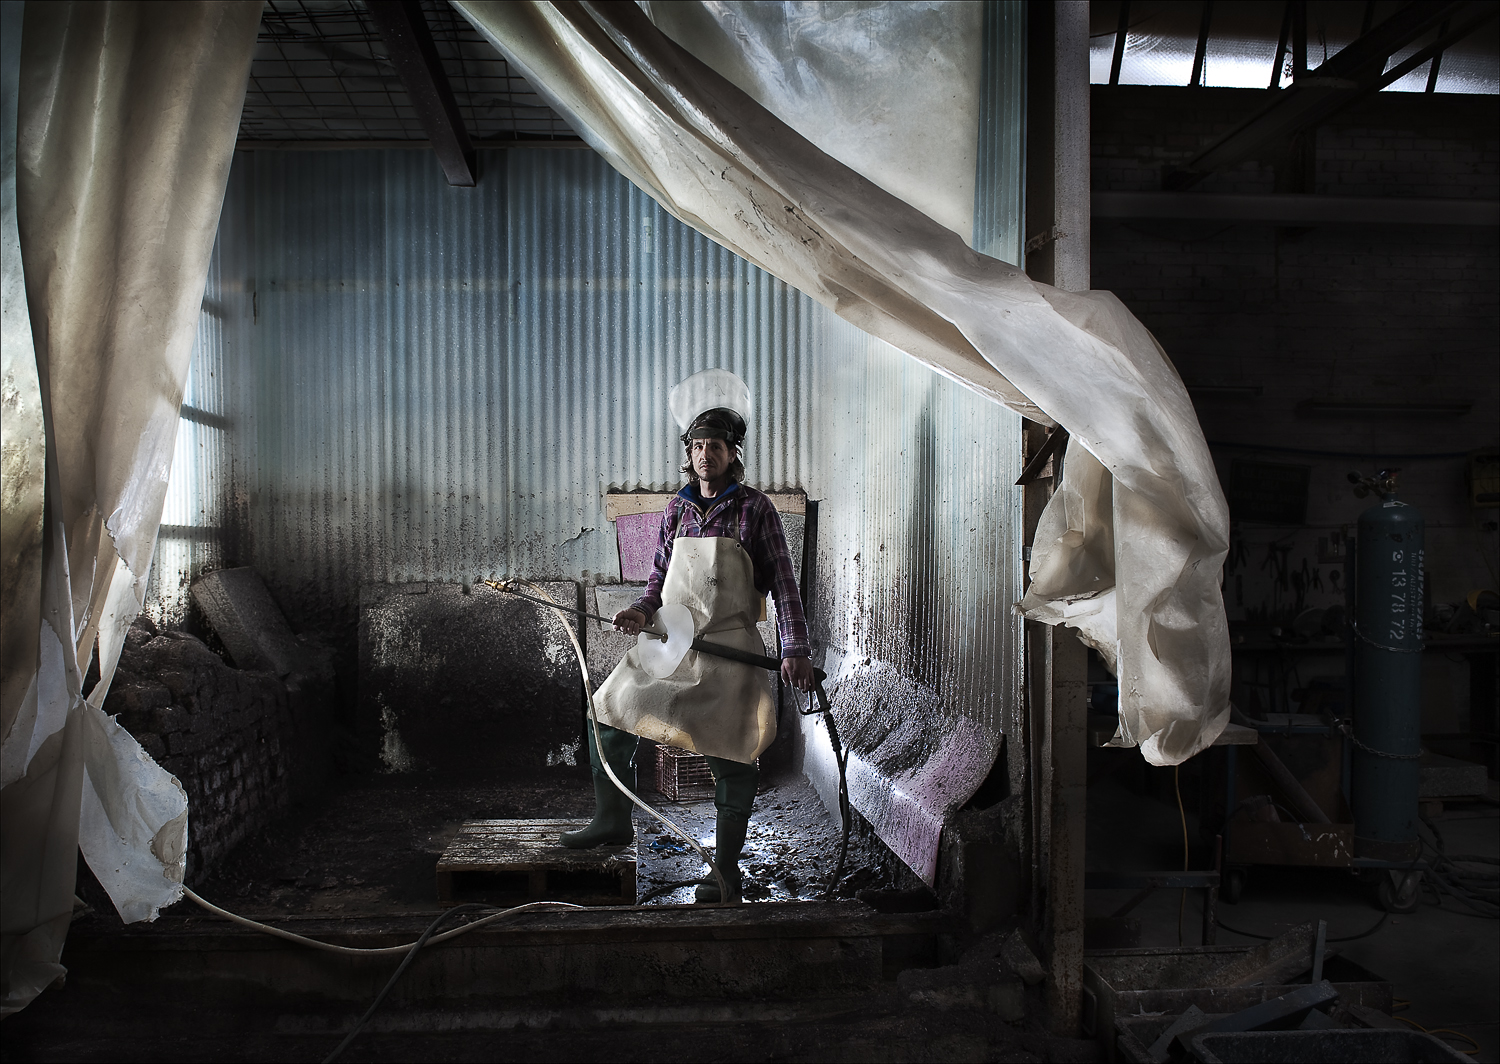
[1166, 0, 1492, 189]
[365, 0, 475, 185]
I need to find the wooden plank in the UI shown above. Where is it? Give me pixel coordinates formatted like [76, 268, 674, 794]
[606, 491, 806, 520]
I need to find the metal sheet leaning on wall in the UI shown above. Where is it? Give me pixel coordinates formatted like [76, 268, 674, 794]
[452, 0, 1233, 766]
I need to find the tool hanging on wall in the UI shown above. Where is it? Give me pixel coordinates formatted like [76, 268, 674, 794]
[485, 579, 854, 900]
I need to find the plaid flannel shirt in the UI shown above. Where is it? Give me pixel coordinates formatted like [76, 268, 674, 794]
[631, 482, 811, 657]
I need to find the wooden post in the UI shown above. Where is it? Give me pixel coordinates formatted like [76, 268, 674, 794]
[1043, 623, 1088, 1033]
[1024, 0, 1092, 1037]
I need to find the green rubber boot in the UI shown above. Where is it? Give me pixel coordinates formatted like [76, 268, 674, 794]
[695, 812, 748, 903]
[560, 724, 638, 849]
[695, 755, 758, 903]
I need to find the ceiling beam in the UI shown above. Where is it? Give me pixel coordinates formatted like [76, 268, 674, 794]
[1109, 1, 1130, 86]
[364, 0, 476, 187]
[1094, 190, 1500, 227]
[1165, 0, 1479, 189]
[1189, 1, 1214, 87]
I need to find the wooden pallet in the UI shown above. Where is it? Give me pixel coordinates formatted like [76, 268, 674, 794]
[435, 819, 636, 906]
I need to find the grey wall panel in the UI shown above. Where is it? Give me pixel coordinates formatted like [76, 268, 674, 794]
[975, 0, 1027, 266]
[246, 149, 510, 622]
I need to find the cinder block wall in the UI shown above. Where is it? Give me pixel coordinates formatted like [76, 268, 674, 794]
[1090, 86, 1498, 745]
[1091, 86, 1498, 619]
[103, 620, 328, 877]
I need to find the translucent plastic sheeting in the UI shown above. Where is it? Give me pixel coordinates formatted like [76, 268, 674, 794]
[0, 1, 261, 1015]
[453, 0, 1230, 766]
[639, 1, 983, 244]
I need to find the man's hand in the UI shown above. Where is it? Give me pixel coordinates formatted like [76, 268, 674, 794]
[782, 654, 814, 693]
[613, 607, 647, 635]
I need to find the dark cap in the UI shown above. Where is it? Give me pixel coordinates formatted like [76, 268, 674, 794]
[681, 407, 746, 447]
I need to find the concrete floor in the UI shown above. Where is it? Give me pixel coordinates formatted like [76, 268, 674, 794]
[636, 775, 906, 905]
[1086, 766, 1500, 1061]
[6, 770, 1053, 1064]
[162, 768, 896, 919]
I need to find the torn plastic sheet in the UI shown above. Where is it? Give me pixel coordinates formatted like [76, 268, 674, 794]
[453, 1, 1231, 767]
[80, 701, 189, 923]
[1, 0, 260, 1016]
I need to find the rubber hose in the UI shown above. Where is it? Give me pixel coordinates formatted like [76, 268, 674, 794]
[511, 580, 730, 904]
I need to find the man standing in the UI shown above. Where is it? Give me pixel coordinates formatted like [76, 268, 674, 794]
[561, 369, 813, 905]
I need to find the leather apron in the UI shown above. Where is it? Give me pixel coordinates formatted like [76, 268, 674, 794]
[594, 535, 777, 765]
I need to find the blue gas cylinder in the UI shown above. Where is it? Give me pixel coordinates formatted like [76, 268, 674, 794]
[1350, 474, 1424, 861]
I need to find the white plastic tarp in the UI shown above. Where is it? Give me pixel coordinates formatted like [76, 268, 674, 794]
[638, 1, 984, 245]
[452, 1, 1231, 765]
[0, 0, 261, 1015]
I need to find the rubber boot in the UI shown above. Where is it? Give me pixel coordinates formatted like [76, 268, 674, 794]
[694, 812, 748, 903]
[695, 756, 757, 903]
[560, 724, 638, 849]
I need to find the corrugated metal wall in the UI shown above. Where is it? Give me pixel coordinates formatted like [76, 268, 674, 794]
[246, 149, 510, 620]
[975, 0, 1027, 266]
[151, 131, 1024, 787]
[151, 140, 1023, 727]
[181, 148, 817, 629]
[806, 315, 1023, 743]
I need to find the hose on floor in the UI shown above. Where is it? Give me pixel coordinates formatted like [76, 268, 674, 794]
[181, 888, 585, 1063]
[183, 887, 583, 956]
[179, 580, 838, 1057]
[1418, 816, 1499, 919]
[321, 903, 482, 1063]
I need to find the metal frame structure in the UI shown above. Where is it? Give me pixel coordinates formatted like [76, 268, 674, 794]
[240, 0, 579, 155]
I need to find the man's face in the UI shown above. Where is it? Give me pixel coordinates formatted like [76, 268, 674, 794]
[691, 436, 732, 483]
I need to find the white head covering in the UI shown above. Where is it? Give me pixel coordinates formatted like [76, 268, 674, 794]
[669, 369, 753, 434]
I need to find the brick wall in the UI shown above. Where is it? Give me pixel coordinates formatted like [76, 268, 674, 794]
[103, 618, 329, 877]
[1090, 87, 1499, 631]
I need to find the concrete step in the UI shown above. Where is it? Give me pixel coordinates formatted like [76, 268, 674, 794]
[44, 901, 954, 1012]
[3, 902, 1082, 1063]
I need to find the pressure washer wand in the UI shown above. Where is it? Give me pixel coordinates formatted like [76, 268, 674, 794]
[486, 580, 830, 703]
[684, 638, 849, 897]
[685, 636, 832, 712]
[482, 580, 668, 641]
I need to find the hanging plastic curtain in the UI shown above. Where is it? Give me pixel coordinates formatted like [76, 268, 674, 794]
[0, 0, 261, 1016]
[452, 1, 1231, 766]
